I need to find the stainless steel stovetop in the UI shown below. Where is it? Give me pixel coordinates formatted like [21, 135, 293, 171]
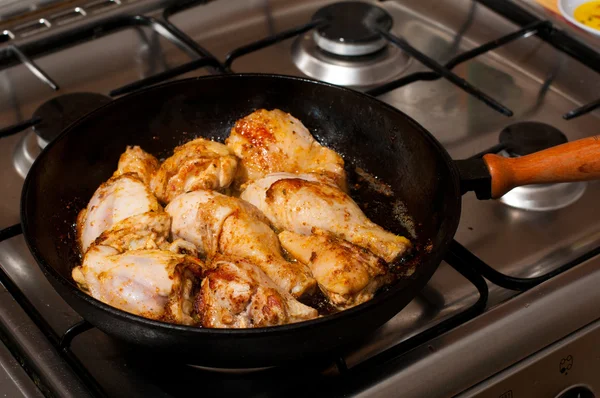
[1, 0, 600, 397]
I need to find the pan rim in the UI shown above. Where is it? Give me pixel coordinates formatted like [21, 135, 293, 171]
[20, 73, 462, 336]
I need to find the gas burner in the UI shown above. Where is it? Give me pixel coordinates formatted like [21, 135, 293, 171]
[499, 121, 569, 157]
[33, 92, 112, 148]
[13, 132, 40, 179]
[292, 2, 410, 87]
[312, 2, 393, 57]
[496, 121, 587, 211]
[13, 92, 111, 178]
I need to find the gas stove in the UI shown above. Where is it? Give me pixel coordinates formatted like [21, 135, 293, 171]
[1, 0, 600, 397]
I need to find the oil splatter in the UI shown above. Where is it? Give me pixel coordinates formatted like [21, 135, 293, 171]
[354, 167, 394, 197]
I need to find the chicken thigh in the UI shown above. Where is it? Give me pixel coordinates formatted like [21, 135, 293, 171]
[112, 145, 160, 186]
[166, 190, 316, 297]
[225, 109, 347, 190]
[77, 174, 161, 254]
[279, 229, 393, 309]
[150, 137, 238, 203]
[241, 174, 411, 263]
[196, 256, 318, 328]
[72, 246, 206, 325]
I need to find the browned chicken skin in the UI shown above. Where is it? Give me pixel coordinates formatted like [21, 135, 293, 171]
[165, 190, 316, 298]
[241, 174, 411, 263]
[150, 137, 238, 203]
[225, 109, 347, 190]
[279, 229, 394, 309]
[73, 108, 413, 328]
[196, 256, 318, 328]
[112, 145, 160, 187]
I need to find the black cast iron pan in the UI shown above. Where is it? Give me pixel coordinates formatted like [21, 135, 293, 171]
[20, 74, 600, 368]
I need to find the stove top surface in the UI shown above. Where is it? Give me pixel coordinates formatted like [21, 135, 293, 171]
[1, 0, 600, 397]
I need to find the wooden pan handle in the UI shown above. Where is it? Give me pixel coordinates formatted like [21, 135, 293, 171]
[483, 135, 600, 199]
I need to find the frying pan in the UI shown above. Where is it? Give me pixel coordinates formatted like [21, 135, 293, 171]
[20, 74, 600, 368]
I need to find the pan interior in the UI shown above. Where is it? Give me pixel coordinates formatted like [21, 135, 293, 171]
[22, 74, 460, 328]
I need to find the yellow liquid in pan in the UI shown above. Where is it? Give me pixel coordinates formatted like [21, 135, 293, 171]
[574, 1, 600, 30]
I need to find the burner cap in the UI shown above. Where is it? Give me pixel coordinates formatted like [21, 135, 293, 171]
[312, 2, 393, 56]
[291, 34, 410, 87]
[32, 92, 112, 148]
[499, 121, 567, 157]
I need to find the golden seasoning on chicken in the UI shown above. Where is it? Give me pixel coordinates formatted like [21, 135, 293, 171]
[165, 190, 317, 298]
[92, 211, 171, 253]
[241, 173, 412, 263]
[72, 246, 207, 325]
[72, 107, 414, 328]
[112, 145, 160, 187]
[279, 229, 394, 310]
[196, 256, 318, 328]
[150, 137, 238, 203]
[225, 109, 347, 190]
[77, 174, 161, 254]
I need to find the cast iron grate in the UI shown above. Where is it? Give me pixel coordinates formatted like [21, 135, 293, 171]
[115, 0, 600, 120]
[116, 1, 537, 115]
[0, 224, 106, 397]
[0, 223, 488, 397]
[0, 9, 222, 138]
[0, 128, 594, 391]
[0, 0, 600, 395]
[474, 0, 600, 120]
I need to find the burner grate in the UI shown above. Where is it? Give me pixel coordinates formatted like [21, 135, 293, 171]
[3, 0, 600, 135]
[6, 44, 59, 90]
[109, 2, 530, 116]
[1, 217, 596, 395]
[0, 222, 490, 394]
[365, 20, 548, 97]
[108, 0, 600, 121]
[451, 136, 600, 289]
[372, 26, 514, 115]
[108, 0, 229, 97]
[1, 0, 600, 395]
[0, 117, 41, 139]
[109, 57, 222, 96]
[337, 239, 489, 375]
[0, 224, 106, 397]
[0, 8, 222, 138]
[224, 19, 323, 70]
[452, 238, 600, 291]
[474, 0, 600, 120]
[563, 97, 600, 120]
